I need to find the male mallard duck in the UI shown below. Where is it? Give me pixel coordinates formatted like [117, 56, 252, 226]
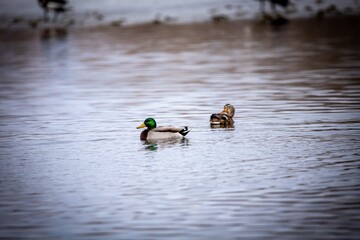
[136, 118, 190, 141]
[210, 104, 235, 127]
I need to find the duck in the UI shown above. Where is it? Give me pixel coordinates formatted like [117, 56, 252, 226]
[210, 104, 235, 127]
[136, 118, 190, 141]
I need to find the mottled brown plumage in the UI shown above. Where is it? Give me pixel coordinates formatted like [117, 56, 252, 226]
[210, 104, 235, 128]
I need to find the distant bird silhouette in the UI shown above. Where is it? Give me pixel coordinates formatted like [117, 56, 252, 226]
[38, 0, 68, 22]
[259, 0, 291, 25]
[259, 0, 290, 14]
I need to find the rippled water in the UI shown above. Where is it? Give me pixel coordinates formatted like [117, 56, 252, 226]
[1, 17, 360, 239]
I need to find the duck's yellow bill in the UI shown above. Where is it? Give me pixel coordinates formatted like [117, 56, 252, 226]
[137, 123, 146, 129]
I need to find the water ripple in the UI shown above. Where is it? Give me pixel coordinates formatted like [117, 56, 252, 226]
[1, 18, 360, 239]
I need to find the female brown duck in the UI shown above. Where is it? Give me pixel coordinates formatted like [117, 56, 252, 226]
[210, 104, 235, 127]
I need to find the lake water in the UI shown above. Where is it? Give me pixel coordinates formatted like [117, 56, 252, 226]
[0, 17, 360, 239]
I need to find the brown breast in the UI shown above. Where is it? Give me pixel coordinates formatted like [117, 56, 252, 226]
[140, 129, 149, 140]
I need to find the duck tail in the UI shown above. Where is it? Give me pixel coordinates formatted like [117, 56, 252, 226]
[179, 126, 190, 137]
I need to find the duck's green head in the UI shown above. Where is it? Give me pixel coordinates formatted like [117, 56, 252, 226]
[137, 118, 157, 130]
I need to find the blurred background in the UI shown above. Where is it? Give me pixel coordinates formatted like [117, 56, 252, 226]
[0, 0, 360, 240]
[0, 0, 359, 26]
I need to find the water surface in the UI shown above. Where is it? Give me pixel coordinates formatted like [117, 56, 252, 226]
[0, 17, 360, 239]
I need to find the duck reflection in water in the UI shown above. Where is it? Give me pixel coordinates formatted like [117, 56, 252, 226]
[40, 27, 67, 41]
[210, 104, 235, 128]
[142, 138, 189, 152]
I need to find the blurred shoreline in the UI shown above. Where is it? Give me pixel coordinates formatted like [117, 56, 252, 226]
[0, 14, 359, 35]
[0, 2, 359, 239]
[0, 0, 359, 30]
